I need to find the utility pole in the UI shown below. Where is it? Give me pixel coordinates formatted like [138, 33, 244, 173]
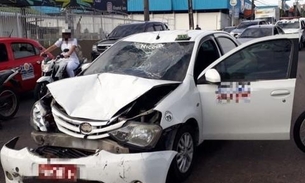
[251, 0, 255, 20]
[282, 0, 285, 17]
[144, 0, 150, 21]
[188, 0, 194, 30]
[295, 0, 299, 16]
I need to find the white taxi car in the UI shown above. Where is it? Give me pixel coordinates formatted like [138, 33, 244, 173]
[1, 30, 301, 183]
[276, 18, 305, 50]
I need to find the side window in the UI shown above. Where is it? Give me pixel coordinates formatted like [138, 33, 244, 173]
[214, 39, 292, 81]
[0, 43, 8, 62]
[154, 25, 163, 31]
[274, 27, 279, 35]
[216, 37, 238, 54]
[194, 39, 220, 80]
[11, 43, 36, 59]
[146, 25, 155, 32]
[277, 27, 285, 34]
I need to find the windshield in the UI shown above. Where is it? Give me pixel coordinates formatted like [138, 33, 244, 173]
[239, 28, 272, 38]
[237, 22, 259, 29]
[108, 24, 145, 39]
[277, 22, 299, 29]
[84, 41, 194, 81]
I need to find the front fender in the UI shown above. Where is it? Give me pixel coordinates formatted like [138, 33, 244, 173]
[36, 76, 53, 83]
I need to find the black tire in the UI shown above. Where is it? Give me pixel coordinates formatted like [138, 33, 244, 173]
[299, 39, 303, 51]
[293, 112, 305, 153]
[0, 87, 19, 120]
[34, 81, 49, 101]
[167, 125, 196, 183]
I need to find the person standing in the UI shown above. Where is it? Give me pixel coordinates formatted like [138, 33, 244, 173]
[195, 25, 201, 30]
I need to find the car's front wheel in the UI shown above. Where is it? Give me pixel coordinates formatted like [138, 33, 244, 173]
[167, 125, 196, 183]
[293, 112, 305, 152]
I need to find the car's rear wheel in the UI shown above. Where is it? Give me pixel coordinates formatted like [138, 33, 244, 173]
[167, 125, 196, 183]
[293, 112, 305, 152]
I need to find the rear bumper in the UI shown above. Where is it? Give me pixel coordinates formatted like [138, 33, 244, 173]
[1, 137, 176, 183]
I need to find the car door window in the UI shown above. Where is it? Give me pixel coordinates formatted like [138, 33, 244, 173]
[11, 43, 36, 59]
[154, 25, 163, 31]
[214, 39, 292, 81]
[146, 25, 155, 32]
[216, 37, 238, 54]
[0, 43, 8, 62]
[274, 27, 279, 35]
[194, 39, 220, 80]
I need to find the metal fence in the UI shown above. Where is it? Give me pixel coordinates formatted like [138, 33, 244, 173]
[0, 7, 149, 46]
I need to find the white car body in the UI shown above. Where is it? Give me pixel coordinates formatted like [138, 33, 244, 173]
[1, 31, 299, 183]
[276, 18, 305, 48]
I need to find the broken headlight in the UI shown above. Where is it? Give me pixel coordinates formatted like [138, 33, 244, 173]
[30, 100, 48, 131]
[109, 122, 162, 149]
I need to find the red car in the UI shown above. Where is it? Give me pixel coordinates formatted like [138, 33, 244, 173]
[0, 37, 52, 93]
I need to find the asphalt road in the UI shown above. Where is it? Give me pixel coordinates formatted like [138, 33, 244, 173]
[1, 51, 305, 183]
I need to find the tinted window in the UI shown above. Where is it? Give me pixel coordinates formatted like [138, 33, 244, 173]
[214, 39, 292, 81]
[146, 26, 154, 32]
[108, 24, 146, 39]
[274, 27, 279, 35]
[237, 22, 259, 29]
[194, 40, 220, 80]
[154, 25, 163, 31]
[11, 43, 36, 59]
[216, 37, 237, 54]
[277, 22, 299, 29]
[239, 28, 272, 38]
[0, 43, 8, 62]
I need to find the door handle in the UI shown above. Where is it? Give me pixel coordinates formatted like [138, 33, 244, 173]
[270, 90, 290, 96]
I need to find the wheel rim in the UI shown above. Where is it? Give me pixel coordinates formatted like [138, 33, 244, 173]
[0, 89, 17, 117]
[299, 119, 305, 145]
[176, 132, 194, 173]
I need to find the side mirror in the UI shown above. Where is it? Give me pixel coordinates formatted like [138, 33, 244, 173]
[204, 69, 221, 83]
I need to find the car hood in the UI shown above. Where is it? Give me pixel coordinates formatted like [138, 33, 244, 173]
[283, 29, 299, 34]
[47, 73, 180, 121]
[97, 39, 118, 45]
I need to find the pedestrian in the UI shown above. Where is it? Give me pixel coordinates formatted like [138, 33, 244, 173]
[40, 28, 80, 77]
[195, 24, 201, 30]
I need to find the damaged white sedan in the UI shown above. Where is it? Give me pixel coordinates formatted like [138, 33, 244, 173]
[1, 31, 300, 183]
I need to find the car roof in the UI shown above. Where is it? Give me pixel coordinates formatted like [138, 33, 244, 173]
[246, 25, 276, 29]
[241, 20, 265, 23]
[122, 30, 231, 43]
[0, 37, 39, 42]
[117, 21, 166, 26]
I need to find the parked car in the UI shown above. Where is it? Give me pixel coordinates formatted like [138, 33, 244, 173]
[222, 26, 236, 33]
[230, 19, 268, 38]
[0, 37, 52, 93]
[1, 31, 300, 183]
[275, 18, 305, 50]
[237, 24, 285, 44]
[91, 21, 169, 61]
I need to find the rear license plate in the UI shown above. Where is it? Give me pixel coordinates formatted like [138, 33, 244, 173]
[38, 164, 77, 181]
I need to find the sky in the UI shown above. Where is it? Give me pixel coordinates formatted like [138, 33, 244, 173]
[255, 0, 304, 6]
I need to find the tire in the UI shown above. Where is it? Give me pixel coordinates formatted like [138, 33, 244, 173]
[34, 81, 49, 101]
[293, 112, 305, 153]
[0, 87, 19, 120]
[299, 39, 303, 51]
[167, 125, 196, 183]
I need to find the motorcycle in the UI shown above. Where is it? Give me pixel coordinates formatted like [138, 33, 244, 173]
[34, 49, 91, 100]
[0, 67, 20, 120]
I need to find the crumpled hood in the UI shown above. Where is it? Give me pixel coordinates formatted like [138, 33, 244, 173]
[283, 29, 299, 34]
[47, 73, 180, 121]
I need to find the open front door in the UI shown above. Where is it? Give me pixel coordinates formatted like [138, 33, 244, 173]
[197, 36, 299, 140]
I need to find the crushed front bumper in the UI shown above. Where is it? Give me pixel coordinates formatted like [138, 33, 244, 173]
[1, 137, 176, 183]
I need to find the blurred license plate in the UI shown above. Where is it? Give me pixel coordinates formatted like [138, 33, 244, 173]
[38, 164, 77, 181]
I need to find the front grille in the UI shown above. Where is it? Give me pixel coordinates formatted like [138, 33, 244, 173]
[34, 146, 94, 158]
[97, 44, 112, 53]
[51, 102, 125, 139]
